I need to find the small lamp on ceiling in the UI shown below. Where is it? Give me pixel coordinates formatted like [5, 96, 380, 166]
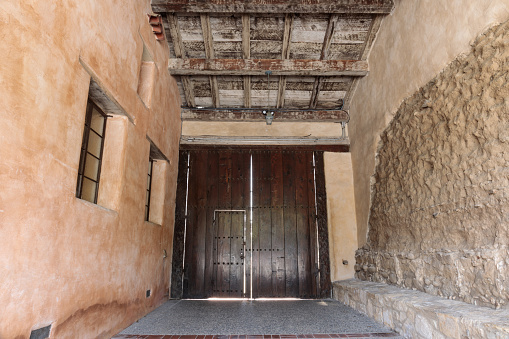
[263, 110, 274, 125]
[263, 70, 274, 125]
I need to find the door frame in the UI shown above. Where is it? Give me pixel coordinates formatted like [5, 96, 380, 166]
[213, 209, 247, 298]
[171, 146, 332, 299]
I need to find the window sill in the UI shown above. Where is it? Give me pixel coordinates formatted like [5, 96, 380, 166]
[76, 197, 119, 214]
[145, 220, 162, 227]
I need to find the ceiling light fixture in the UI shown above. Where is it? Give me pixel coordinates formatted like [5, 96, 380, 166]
[262, 70, 274, 125]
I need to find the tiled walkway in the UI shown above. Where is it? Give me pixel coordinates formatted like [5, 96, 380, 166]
[113, 300, 403, 339]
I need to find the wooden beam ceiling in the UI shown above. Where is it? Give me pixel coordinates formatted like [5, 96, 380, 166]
[242, 14, 251, 108]
[168, 59, 368, 76]
[200, 14, 220, 107]
[310, 13, 338, 109]
[152, 0, 394, 14]
[156, 2, 395, 123]
[167, 13, 196, 107]
[342, 14, 384, 109]
[181, 108, 349, 122]
[276, 14, 293, 109]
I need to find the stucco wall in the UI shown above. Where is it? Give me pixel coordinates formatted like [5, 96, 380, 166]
[324, 153, 358, 282]
[356, 20, 509, 309]
[0, 1, 181, 338]
[182, 121, 344, 138]
[349, 0, 509, 246]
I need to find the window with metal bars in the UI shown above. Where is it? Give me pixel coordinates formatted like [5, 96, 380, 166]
[145, 157, 154, 221]
[76, 100, 108, 203]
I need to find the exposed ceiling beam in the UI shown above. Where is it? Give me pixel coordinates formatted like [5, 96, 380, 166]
[310, 13, 339, 109]
[169, 59, 368, 76]
[277, 13, 293, 109]
[200, 14, 220, 107]
[343, 15, 383, 109]
[167, 13, 195, 107]
[242, 14, 251, 108]
[320, 14, 339, 60]
[180, 76, 196, 108]
[152, 0, 394, 14]
[309, 77, 324, 109]
[181, 108, 349, 122]
[180, 142, 350, 152]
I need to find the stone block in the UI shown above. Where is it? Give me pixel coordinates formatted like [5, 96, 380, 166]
[415, 314, 435, 338]
[333, 280, 509, 339]
[438, 312, 460, 338]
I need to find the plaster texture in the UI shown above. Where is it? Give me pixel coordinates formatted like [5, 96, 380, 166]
[356, 20, 509, 309]
[324, 153, 358, 281]
[0, 1, 181, 337]
[349, 0, 509, 246]
[182, 121, 344, 138]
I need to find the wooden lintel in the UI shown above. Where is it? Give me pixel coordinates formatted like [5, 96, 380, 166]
[169, 59, 368, 76]
[152, 0, 394, 14]
[179, 143, 350, 153]
[181, 108, 349, 122]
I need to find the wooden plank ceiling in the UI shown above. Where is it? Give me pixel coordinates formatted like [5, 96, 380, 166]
[152, 0, 394, 122]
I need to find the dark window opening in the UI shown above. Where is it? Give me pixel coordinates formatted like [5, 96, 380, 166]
[30, 324, 51, 339]
[76, 100, 107, 203]
[145, 157, 154, 221]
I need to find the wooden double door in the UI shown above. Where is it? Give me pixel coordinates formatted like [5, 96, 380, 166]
[171, 149, 331, 299]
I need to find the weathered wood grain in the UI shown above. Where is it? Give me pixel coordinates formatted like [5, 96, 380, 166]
[169, 58, 368, 76]
[242, 14, 252, 108]
[152, 0, 395, 14]
[181, 108, 349, 122]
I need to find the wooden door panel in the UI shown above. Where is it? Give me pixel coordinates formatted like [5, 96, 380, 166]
[174, 149, 329, 299]
[204, 151, 219, 297]
[283, 151, 299, 297]
[229, 211, 244, 296]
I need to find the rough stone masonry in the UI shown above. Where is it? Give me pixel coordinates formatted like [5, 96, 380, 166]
[356, 19, 509, 309]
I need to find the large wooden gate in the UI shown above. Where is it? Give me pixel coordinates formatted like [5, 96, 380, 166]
[171, 148, 331, 299]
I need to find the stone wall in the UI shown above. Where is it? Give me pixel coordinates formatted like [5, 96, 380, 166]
[349, 0, 509, 247]
[356, 21, 509, 309]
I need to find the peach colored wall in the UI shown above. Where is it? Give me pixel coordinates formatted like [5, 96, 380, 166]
[0, 1, 181, 338]
[182, 121, 344, 138]
[324, 153, 358, 282]
[349, 0, 509, 246]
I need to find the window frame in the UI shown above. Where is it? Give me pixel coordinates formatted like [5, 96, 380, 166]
[76, 100, 108, 204]
[145, 157, 154, 221]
